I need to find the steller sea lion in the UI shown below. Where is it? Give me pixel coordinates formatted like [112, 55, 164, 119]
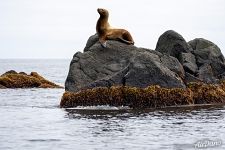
[96, 8, 134, 47]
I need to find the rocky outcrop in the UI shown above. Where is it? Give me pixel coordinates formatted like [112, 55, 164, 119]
[67, 30, 225, 93]
[155, 31, 225, 84]
[0, 70, 63, 89]
[62, 30, 225, 108]
[188, 38, 225, 83]
[65, 34, 185, 92]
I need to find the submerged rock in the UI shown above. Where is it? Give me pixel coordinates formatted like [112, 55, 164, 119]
[0, 70, 63, 89]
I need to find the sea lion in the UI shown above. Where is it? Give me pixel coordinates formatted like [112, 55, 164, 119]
[96, 8, 134, 47]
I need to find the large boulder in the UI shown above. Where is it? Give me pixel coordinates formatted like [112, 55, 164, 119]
[188, 38, 225, 81]
[155, 30, 193, 58]
[155, 31, 225, 84]
[65, 34, 185, 92]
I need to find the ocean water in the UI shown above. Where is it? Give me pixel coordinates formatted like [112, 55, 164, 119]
[0, 59, 225, 150]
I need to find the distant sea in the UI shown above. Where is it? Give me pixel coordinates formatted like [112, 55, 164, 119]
[0, 59, 225, 150]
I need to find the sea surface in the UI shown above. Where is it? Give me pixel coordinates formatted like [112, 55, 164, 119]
[0, 59, 225, 150]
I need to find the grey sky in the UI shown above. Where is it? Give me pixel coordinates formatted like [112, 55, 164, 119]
[0, 0, 224, 58]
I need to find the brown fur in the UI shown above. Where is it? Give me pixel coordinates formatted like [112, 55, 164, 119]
[96, 8, 134, 47]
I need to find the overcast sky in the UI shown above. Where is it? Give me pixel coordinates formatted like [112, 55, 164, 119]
[0, 0, 224, 59]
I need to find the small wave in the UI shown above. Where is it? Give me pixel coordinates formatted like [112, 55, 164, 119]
[27, 139, 61, 142]
[65, 105, 130, 110]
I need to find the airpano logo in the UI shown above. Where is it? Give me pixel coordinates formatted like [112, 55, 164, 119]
[194, 139, 222, 149]
[174, 139, 223, 149]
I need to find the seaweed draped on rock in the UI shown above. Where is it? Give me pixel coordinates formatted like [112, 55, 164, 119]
[0, 70, 62, 89]
[65, 34, 185, 92]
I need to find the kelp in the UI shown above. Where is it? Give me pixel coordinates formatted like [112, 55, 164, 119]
[0, 70, 62, 89]
[61, 85, 195, 108]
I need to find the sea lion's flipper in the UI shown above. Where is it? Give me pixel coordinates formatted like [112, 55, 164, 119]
[118, 38, 134, 45]
[122, 32, 134, 45]
[99, 37, 107, 48]
[101, 41, 107, 48]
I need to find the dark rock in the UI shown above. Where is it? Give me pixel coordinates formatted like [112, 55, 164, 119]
[66, 31, 225, 92]
[180, 53, 198, 74]
[65, 35, 186, 92]
[66, 40, 136, 92]
[155, 32, 225, 84]
[183, 63, 197, 75]
[83, 66, 129, 89]
[189, 38, 220, 51]
[61, 30, 225, 108]
[155, 30, 192, 58]
[184, 72, 202, 83]
[83, 34, 99, 52]
[189, 38, 224, 65]
[124, 52, 185, 88]
[188, 38, 225, 80]
[160, 55, 185, 79]
[197, 64, 218, 83]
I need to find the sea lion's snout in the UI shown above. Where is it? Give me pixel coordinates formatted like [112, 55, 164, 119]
[97, 8, 107, 15]
[97, 8, 102, 13]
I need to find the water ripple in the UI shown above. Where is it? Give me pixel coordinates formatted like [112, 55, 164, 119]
[0, 59, 225, 150]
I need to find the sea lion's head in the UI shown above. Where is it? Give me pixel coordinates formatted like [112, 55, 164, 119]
[97, 8, 109, 17]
